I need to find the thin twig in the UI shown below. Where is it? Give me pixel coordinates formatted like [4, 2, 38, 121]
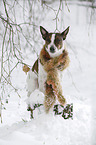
[2, 76, 21, 98]
[67, 69, 80, 93]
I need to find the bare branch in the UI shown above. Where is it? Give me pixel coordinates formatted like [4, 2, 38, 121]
[55, 0, 63, 31]
[1, 23, 8, 80]
[2, 76, 21, 98]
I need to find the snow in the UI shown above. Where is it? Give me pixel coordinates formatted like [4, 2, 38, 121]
[0, 98, 91, 145]
[0, 1, 96, 145]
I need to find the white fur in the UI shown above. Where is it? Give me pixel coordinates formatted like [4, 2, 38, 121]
[38, 60, 47, 94]
[26, 60, 47, 98]
[26, 70, 38, 97]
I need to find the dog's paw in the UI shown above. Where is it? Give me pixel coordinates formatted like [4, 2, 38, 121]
[57, 95, 66, 106]
[44, 95, 56, 113]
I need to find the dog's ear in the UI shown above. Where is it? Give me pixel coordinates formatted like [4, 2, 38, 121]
[40, 26, 49, 40]
[61, 26, 70, 40]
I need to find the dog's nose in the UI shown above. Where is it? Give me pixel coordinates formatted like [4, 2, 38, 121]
[50, 46, 55, 53]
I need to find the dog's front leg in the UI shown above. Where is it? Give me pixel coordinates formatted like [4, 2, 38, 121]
[44, 82, 56, 113]
[46, 69, 66, 107]
[44, 69, 66, 113]
[57, 50, 70, 71]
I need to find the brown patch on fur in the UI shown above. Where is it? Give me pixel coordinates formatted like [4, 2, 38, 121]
[54, 34, 63, 49]
[40, 45, 51, 65]
[45, 33, 52, 45]
[32, 59, 38, 74]
[23, 59, 39, 75]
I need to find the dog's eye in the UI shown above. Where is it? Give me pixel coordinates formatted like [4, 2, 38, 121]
[46, 39, 51, 44]
[56, 39, 61, 43]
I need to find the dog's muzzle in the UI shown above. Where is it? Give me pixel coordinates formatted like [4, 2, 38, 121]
[50, 46, 55, 53]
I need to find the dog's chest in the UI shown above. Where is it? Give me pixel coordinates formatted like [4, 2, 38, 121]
[38, 61, 63, 94]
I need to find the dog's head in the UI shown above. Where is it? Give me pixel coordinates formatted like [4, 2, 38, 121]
[40, 26, 69, 57]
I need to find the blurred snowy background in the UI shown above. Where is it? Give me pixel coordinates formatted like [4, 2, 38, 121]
[0, 0, 96, 145]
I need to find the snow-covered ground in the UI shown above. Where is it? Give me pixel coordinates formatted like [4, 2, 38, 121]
[0, 1, 96, 145]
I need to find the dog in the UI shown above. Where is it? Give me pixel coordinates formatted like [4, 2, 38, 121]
[23, 26, 70, 113]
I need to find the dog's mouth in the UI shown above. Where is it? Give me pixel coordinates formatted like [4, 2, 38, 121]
[50, 45, 55, 53]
